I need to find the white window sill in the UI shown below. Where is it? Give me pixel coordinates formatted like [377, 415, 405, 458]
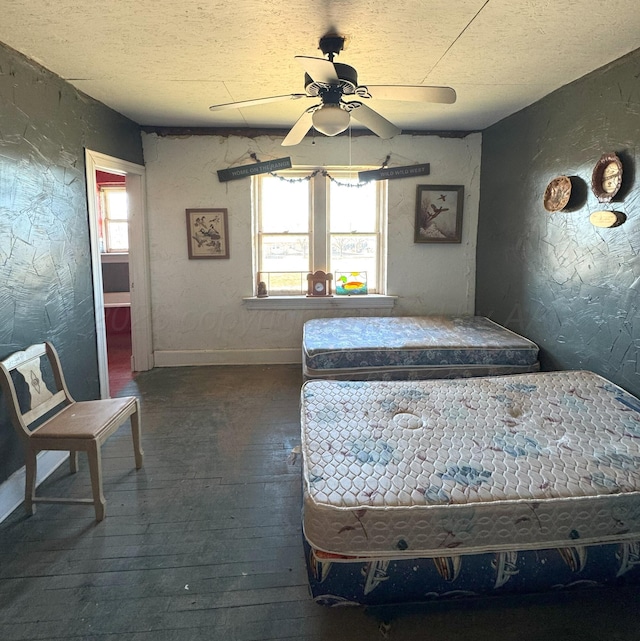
[103, 292, 131, 308]
[243, 294, 397, 310]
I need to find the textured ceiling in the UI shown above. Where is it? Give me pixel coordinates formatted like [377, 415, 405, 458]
[1, 0, 639, 134]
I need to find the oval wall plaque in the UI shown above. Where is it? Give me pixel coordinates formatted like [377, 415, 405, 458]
[591, 152, 623, 202]
[543, 175, 572, 212]
[589, 210, 626, 228]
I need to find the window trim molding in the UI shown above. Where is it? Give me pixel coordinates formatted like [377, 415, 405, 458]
[252, 166, 387, 296]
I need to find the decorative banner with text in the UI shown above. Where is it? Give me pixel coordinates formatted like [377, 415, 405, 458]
[217, 157, 292, 182]
[358, 163, 430, 182]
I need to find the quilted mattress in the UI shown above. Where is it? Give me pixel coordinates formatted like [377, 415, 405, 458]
[302, 315, 540, 380]
[300, 371, 640, 558]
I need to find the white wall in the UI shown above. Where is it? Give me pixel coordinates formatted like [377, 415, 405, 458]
[142, 131, 482, 366]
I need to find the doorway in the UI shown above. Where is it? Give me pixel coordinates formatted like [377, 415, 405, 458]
[85, 150, 153, 399]
[98, 170, 133, 393]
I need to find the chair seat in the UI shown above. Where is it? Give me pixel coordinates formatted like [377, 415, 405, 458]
[33, 396, 138, 440]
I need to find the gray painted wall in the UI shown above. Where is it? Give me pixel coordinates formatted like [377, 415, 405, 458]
[102, 262, 130, 293]
[0, 43, 143, 483]
[476, 48, 640, 398]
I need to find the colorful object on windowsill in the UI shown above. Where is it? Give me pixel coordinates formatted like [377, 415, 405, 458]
[335, 272, 368, 295]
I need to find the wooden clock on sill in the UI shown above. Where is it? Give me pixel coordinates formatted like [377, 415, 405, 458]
[307, 271, 333, 297]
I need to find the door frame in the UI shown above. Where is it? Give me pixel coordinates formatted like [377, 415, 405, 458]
[85, 149, 153, 398]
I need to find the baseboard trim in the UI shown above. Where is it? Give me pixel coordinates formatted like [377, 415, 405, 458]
[153, 348, 302, 367]
[0, 451, 68, 523]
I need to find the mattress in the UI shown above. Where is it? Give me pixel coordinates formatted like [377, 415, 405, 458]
[300, 371, 640, 559]
[302, 315, 540, 380]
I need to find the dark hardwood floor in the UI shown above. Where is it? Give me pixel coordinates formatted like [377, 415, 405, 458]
[1, 364, 639, 640]
[106, 329, 133, 396]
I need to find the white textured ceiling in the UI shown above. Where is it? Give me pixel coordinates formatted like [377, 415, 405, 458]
[1, 0, 639, 133]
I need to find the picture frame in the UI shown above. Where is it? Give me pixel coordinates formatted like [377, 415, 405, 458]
[414, 185, 464, 243]
[186, 208, 229, 259]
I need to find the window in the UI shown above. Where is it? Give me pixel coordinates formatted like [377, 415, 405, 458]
[253, 168, 387, 295]
[99, 186, 128, 252]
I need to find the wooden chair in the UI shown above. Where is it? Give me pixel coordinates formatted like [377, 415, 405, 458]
[0, 342, 143, 521]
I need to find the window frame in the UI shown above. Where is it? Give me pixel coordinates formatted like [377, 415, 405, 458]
[99, 185, 128, 253]
[255, 169, 313, 282]
[252, 167, 387, 296]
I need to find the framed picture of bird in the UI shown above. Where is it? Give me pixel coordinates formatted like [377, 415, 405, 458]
[414, 185, 464, 243]
[186, 208, 229, 258]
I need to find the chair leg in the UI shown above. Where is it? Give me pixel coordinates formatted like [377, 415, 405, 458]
[87, 441, 106, 521]
[131, 403, 144, 470]
[69, 450, 79, 474]
[24, 448, 37, 516]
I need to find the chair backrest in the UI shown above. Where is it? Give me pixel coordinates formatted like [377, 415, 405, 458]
[0, 342, 74, 439]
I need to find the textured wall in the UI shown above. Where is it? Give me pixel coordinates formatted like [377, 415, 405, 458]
[0, 43, 143, 483]
[142, 132, 481, 365]
[477, 49, 640, 397]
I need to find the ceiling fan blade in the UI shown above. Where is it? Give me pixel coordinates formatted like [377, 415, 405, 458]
[364, 85, 457, 104]
[281, 109, 315, 146]
[348, 102, 401, 139]
[295, 56, 339, 84]
[209, 94, 308, 111]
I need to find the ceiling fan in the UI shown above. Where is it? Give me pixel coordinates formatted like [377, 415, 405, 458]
[209, 34, 456, 146]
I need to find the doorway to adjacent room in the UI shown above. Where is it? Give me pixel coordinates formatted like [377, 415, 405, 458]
[85, 150, 153, 398]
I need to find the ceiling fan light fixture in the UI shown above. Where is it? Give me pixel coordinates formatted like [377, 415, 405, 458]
[312, 104, 350, 136]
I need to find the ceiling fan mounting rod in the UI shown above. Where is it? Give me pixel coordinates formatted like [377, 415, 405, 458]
[319, 34, 345, 61]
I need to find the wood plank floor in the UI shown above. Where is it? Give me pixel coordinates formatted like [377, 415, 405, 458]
[1, 364, 639, 641]
[106, 330, 133, 396]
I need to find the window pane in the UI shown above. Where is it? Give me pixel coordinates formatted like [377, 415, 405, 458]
[261, 177, 309, 232]
[329, 179, 377, 232]
[330, 234, 378, 291]
[104, 189, 128, 221]
[106, 221, 129, 252]
[261, 235, 309, 272]
[258, 272, 306, 296]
